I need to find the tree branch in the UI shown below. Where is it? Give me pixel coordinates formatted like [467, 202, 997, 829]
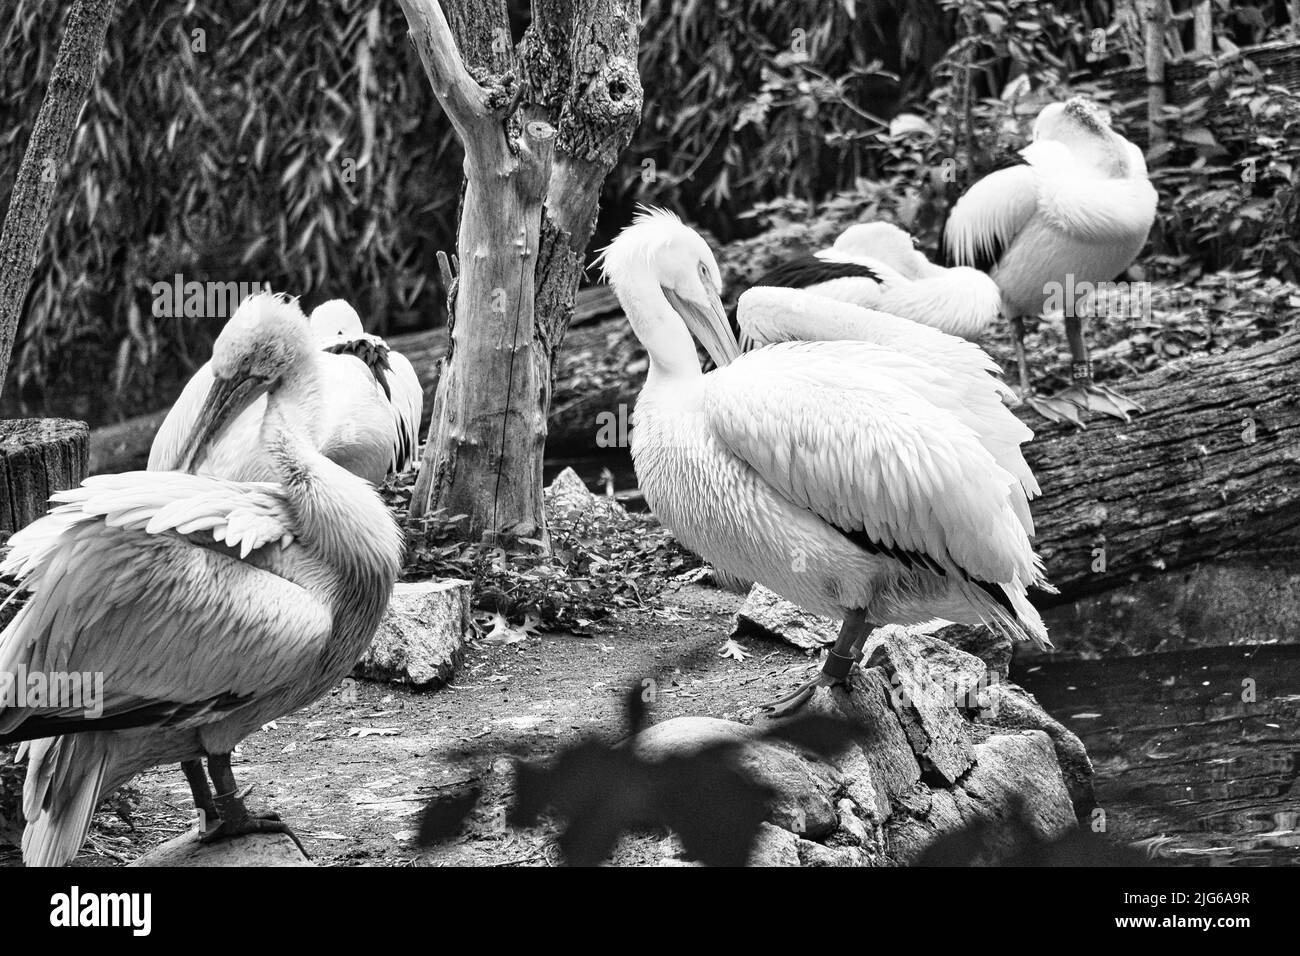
[396, 0, 497, 150]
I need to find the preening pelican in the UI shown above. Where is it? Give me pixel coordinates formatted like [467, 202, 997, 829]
[310, 299, 423, 474]
[744, 221, 1001, 341]
[738, 286, 1039, 535]
[601, 209, 1052, 716]
[149, 298, 421, 485]
[0, 292, 403, 866]
[945, 96, 1157, 423]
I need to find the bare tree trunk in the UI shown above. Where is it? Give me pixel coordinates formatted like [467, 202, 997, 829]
[0, 0, 117, 399]
[400, 0, 641, 543]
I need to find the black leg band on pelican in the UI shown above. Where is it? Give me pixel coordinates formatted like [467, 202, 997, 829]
[821, 647, 858, 681]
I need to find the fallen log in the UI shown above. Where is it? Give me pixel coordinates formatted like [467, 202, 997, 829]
[1024, 328, 1300, 605]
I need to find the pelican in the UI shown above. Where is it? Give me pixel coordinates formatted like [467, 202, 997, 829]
[0, 292, 403, 866]
[601, 209, 1052, 716]
[309, 299, 423, 474]
[945, 96, 1157, 424]
[149, 298, 422, 485]
[743, 222, 1001, 341]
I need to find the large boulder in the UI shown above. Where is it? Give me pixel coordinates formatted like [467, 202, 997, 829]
[639, 620, 1088, 866]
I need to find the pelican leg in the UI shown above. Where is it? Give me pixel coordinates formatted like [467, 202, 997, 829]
[1010, 315, 1032, 396]
[181, 759, 219, 829]
[761, 609, 872, 718]
[1044, 315, 1143, 422]
[199, 752, 311, 858]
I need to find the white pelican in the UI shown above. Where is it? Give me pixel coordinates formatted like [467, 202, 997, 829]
[309, 299, 423, 474]
[0, 292, 403, 866]
[744, 222, 1001, 341]
[148, 298, 422, 485]
[601, 210, 1052, 716]
[945, 96, 1157, 423]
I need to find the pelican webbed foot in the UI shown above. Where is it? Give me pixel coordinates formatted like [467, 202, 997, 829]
[1055, 381, 1143, 421]
[760, 646, 861, 718]
[199, 752, 312, 858]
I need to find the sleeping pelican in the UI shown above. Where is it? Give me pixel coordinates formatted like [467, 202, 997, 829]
[743, 222, 1001, 341]
[601, 210, 1052, 716]
[945, 96, 1157, 424]
[0, 292, 403, 866]
[310, 299, 423, 474]
[149, 298, 421, 485]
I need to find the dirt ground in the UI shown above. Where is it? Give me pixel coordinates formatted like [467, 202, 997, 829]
[1, 583, 828, 868]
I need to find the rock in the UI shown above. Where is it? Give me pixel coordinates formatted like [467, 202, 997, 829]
[797, 838, 870, 867]
[863, 626, 987, 786]
[748, 822, 801, 866]
[545, 467, 629, 524]
[800, 667, 920, 813]
[633, 715, 842, 839]
[129, 830, 313, 867]
[731, 584, 839, 651]
[886, 731, 1077, 865]
[929, 623, 1014, 679]
[980, 682, 1096, 815]
[354, 579, 471, 689]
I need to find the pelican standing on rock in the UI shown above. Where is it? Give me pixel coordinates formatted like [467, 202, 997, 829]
[601, 210, 1052, 715]
[149, 297, 422, 484]
[945, 96, 1157, 424]
[744, 221, 1002, 341]
[0, 293, 403, 866]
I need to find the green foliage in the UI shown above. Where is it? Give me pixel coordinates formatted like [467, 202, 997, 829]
[1, 0, 460, 422]
[1146, 63, 1300, 282]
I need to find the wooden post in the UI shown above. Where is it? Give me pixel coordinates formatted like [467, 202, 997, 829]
[1140, 0, 1168, 150]
[0, 419, 88, 542]
[0, 0, 117, 401]
[1192, 1, 1213, 55]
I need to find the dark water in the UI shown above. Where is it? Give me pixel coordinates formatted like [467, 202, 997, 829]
[553, 450, 1300, 865]
[1016, 645, 1300, 865]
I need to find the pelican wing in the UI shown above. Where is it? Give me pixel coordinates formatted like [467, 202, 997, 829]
[703, 342, 1042, 588]
[385, 350, 423, 472]
[943, 163, 1040, 273]
[739, 290, 1039, 519]
[0, 472, 330, 740]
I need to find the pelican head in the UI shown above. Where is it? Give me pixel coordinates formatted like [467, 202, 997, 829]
[599, 207, 739, 369]
[832, 222, 921, 274]
[1031, 97, 1130, 176]
[309, 299, 365, 343]
[179, 292, 315, 472]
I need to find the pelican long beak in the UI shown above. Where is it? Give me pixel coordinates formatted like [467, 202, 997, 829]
[664, 287, 741, 367]
[176, 373, 270, 473]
